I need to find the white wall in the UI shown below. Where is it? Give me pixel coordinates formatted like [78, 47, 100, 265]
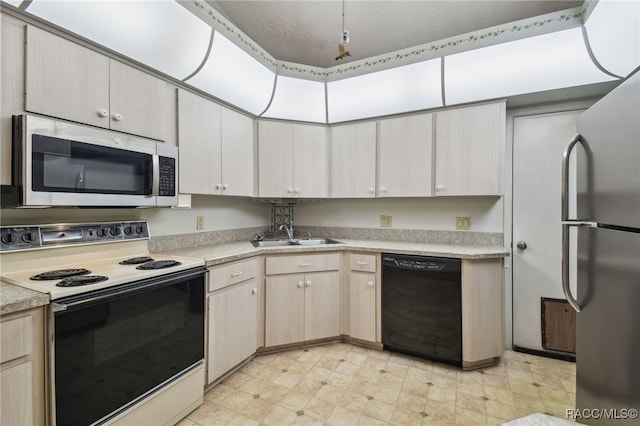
[0, 196, 270, 237]
[145, 196, 270, 236]
[295, 197, 504, 232]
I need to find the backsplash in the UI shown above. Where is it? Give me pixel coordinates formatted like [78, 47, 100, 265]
[148, 225, 503, 252]
[299, 225, 503, 246]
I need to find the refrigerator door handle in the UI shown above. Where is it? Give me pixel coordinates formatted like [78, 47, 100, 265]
[561, 134, 597, 313]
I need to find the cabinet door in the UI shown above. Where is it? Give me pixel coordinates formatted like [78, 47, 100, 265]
[25, 25, 110, 128]
[435, 102, 506, 196]
[1, 15, 25, 185]
[258, 121, 294, 198]
[109, 60, 176, 143]
[330, 122, 376, 198]
[349, 272, 377, 342]
[293, 124, 328, 198]
[265, 274, 305, 346]
[177, 89, 222, 194]
[1, 363, 33, 425]
[378, 114, 433, 197]
[304, 271, 341, 341]
[208, 279, 259, 383]
[221, 107, 255, 197]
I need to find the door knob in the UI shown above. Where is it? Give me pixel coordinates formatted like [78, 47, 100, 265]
[516, 241, 528, 250]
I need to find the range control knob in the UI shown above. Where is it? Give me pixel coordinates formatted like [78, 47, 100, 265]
[135, 225, 144, 234]
[96, 228, 108, 237]
[1, 232, 16, 244]
[21, 231, 36, 243]
[123, 226, 132, 235]
[110, 227, 121, 237]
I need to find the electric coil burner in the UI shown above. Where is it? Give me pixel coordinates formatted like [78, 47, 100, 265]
[119, 256, 155, 265]
[136, 260, 182, 270]
[30, 268, 90, 280]
[56, 275, 108, 287]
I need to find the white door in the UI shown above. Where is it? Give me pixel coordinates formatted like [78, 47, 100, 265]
[512, 110, 580, 352]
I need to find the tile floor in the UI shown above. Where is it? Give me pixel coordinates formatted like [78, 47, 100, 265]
[177, 343, 576, 425]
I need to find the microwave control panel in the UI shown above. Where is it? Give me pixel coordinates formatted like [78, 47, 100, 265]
[158, 156, 176, 196]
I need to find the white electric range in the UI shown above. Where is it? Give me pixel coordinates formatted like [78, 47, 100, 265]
[0, 221, 206, 426]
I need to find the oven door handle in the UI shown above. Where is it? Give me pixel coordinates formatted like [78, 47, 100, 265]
[52, 267, 206, 312]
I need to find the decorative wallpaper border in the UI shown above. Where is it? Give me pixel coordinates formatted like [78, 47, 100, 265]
[185, 1, 584, 82]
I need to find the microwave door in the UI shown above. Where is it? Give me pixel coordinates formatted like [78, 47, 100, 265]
[27, 135, 156, 207]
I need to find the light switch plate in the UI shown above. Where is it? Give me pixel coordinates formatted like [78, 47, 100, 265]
[380, 215, 393, 227]
[456, 216, 471, 230]
[196, 216, 205, 230]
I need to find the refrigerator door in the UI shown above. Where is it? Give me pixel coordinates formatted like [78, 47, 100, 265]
[576, 226, 640, 424]
[576, 71, 640, 229]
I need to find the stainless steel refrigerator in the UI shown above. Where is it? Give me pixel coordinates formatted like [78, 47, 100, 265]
[562, 69, 640, 425]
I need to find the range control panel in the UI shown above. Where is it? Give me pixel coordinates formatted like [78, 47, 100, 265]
[0, 221, 150, 252]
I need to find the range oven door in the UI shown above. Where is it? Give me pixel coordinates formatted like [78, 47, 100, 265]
[51, 267, 205, 426]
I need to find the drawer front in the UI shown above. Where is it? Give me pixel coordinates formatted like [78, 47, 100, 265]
[1, 315, 33, 363]
[266, 252, 340, 275]
[350, 253, 377, 272]
[209, 258, 258, 292]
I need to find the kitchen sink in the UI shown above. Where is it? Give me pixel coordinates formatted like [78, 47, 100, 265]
[251, 238, 343, 247]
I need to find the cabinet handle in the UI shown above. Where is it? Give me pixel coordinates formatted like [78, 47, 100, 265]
[252, 288, 258, 295]
[367, 281, 374, 287]
[356, 261, 369, 266]
[306, 281, 312, 287]
[368, 188, 374, 193]
[294, 188, 300, 194]
[222, 184, 229, 190]
[216, 184, 222, 190]
[436, 184, 445, 191]
[230, 272, 243, 278]
[380, 186, 386, 192]
[287, 188, 294, 193]
[298, 263, 311, 267]
[97, 110, 109, 118]
[112, 113, 124, 122]
[298, 281, 304, 288]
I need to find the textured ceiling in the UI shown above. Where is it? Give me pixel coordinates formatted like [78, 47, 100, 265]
[207, 0, 584, 68]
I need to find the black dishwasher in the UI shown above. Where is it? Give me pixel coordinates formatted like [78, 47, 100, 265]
[381, 253, 462, 366]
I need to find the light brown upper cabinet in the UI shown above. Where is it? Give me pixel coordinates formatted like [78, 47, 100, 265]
[434, 101, 506, 196]
[258, 121, 328, 198]
[25, 26, 176, 144]
[377, 113, 434, 197]
[178, 89, 255, 196]
[330, 122, 377, 198]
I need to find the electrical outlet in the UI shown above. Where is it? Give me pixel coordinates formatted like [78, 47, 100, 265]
[380, 215, 393, 228]
[196, 216, 204, 230]
[456, 216, 471, 230]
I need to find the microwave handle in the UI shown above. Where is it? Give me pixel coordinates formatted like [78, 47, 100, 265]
[151, 154, 160, 196]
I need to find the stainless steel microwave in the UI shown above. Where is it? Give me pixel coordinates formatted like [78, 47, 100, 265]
[11, 114, 178, 207]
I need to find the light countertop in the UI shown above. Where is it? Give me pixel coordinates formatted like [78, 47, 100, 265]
[1, 238, 508, 313]
[156, 238, 509, 268]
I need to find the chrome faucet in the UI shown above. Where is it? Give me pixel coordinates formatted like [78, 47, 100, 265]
[279, 223, 294, 240]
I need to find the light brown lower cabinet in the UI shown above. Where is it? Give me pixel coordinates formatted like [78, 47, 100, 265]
[264, 253, 341, 347]
[207, 258, 259, 384]
[461, 258, 505, 369]
[348, 253, 379, 343]
[0, 306, 46, 426]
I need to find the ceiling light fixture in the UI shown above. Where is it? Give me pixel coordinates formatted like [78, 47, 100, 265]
[336, 0, 351, 61]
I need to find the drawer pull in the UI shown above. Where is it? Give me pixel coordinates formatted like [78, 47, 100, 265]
[306, 281, 312, 287]
[230, 272, 243, 278]
[356, 261, 369, 265]
[367, 281, 374, 287]
[252, 288, 257, 295]
[298, 281, 304, 288]
[298, 263, 311, 267]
